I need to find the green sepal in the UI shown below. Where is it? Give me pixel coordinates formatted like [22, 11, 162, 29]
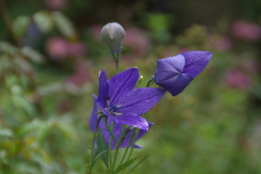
[121, 127, 135, 144]
[97, 128, 109, 168]
[102, 117, 117, 143]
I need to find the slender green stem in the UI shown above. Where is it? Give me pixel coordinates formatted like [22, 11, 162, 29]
[112, 53, 121, 73]
[89, 116, 104, 173]
[118, 128, 136, 166]
[116, 61, 119, 73]
[122, 128, 139, 174]
[108, 122, 114, 170]
[0, 0, 18, 45]
[89, 127, 97, 173]
[111, 124, 126, 173]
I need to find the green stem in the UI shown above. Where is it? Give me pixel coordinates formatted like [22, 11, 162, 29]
[122, 128, 139, 174]
[89, 116, 104, 173]
[108, 122, 114, 171]
[116, 61, 119, 73]
[118, 128, 136, 166]
[112, 53, 121, 73]
[111, 124, 126, 173]
[0, 0, 18, 45]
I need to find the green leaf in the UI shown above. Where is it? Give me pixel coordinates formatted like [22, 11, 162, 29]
[90, 150, 108, 169]
[36, 123, 51, 143]
[0, 129, 13, 138]
[83, 164, 89, 170]
[52, 12, 76, 39]
[33, 11, 53, 33]
[102, 117, 117, 143]
[0, 42, 18, 55]
[12, 16, 30, 38]
[113, 156, 140, 174]
[17, 121, 36, 137]
[97, 128, 109, 168]
[21, 47, 45, 63]
[127, 155, 149, 174]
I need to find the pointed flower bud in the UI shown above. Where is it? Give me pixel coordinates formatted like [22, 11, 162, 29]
[100, 22, 126, 54]
[155, 51, 213, 96]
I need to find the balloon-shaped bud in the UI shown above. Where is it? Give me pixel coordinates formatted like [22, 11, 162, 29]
[100, 22, 126, 54]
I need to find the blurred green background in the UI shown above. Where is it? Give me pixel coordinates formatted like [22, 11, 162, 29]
[1, 0, 261, 173]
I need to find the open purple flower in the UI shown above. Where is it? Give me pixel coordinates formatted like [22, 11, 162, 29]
[94, 68, 164, 131]
[155, 51, 213, 96]
[90, 96, 153, 149]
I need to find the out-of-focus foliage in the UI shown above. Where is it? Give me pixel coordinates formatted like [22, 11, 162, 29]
[0, 0, 261, 173]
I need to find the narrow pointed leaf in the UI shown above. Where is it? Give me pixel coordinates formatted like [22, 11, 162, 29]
[90, 150, 108, 169]
[83, 164, 89, 170]
[102, 117, 117, 143]
[113, 156, 140, 173]
[97, 128, 109, 168]
[127, 155, 149, 174]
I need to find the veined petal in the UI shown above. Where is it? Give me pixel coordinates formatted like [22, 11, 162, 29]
[155, 55, 185, 86]
[182, 51, 213, 77]
[97, 70, 109, 108]
[157, 73, 193, 96]
[157, 54, 185, 72]
[115, 114, 149, 130]
[108, 68, 139, 106]
[116, 88, 165, 116]
[90, 94, 98, 133]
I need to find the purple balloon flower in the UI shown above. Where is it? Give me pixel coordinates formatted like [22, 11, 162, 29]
[90, 95, 153, 149]
[155, 51, 213, 96]
[93, 68, 164, 131]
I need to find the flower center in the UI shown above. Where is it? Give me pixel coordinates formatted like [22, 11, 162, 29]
[105, 98, 122, 116]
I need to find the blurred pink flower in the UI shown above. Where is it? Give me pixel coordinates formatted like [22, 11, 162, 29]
[68, 42, 87, 57]
[45, 0, 68, 11]
[46, 36, 69, 60]
[207, 36, 232, 51]
[57, 100, 70, 113]
[217, 37, 232, 50]
[232, 21, 261, 41]
[124, 28, 150, 55]
[224, 69, 252, 90]
[89, 24, 103, 40]
[178, 47, 189, 53]
[46, 37, 87, 60]
[241, 58, 260, 74]
[66, 60, 92, 87]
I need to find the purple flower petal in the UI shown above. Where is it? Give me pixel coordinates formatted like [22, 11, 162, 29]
[156, 73, 193, 96]
[116, 88, 165, 116]
[108, 68, 139, 106]
[90, 94, 98, 133]
[155, 51, 212, 96]
[97, 70, 109, 108]
[182, 51, 213, 77]
[115, 114, 149, 130]
[157, 54, 185, 72]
